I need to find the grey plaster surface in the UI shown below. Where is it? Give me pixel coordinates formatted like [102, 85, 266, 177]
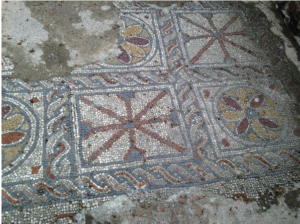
[2, 1, 122, 81]
[73, 186, 300, 224]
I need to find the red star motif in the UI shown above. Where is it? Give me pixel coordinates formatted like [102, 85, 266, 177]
[179, 13, 262, 63]
[80, 91, 185, 165]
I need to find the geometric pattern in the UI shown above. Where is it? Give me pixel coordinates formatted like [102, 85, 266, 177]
[2, 2, 300, 223]
[194, 80, 298, 157]
[2, 102, 31, 167]
[76, 10, 169, 73]
[174, 10, 263, 67]
[217, 87, 282, 142]
[71, 86, 192, 173]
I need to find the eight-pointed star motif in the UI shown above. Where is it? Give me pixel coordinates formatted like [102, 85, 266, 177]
[79, 91, 186, 165]
[179, 12, 262, 64]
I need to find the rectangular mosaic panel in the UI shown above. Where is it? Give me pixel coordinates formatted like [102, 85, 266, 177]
[2, 1, 300, 223]
[70, 85, 193, 173]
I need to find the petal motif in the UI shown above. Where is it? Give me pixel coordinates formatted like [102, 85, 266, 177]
[258, 118, 279, 129]
[122, 43, 145, 57]
[247, 132, 260, 141]
[125, 37, 149, 46]
[219, 101, 229, 111]
[265, 97, 277, 108]
[267, 129, 280, 139]
[131, 57, 143, 63]
[2, 115, 24, 132]
[117, 45, 131, 63]
[2, 106, 11, 119]
[237, 89, 247, 108]
[143, 46, 151, 54]
[222, 112, 244, 121]
[252, 120, 266, 139]
[122, 25, 142, 37]
[222, 96, 242, 111]
[250, 94, 264, 108]
[258, 108, 279, 118]
[2, 142, 25, 166]
[2, 132, 25, 145]
[237, 117, 249, 135]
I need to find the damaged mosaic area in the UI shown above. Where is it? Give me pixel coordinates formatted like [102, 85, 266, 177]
[2, 1, 300, 223]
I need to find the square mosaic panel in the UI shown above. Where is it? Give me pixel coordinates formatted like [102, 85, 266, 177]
[194, 80, 300, 157]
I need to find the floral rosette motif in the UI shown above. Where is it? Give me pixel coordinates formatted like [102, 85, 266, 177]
[2, 105, 28, 166]
[218, 88, 283, 141]
[117, 24, 151, 64]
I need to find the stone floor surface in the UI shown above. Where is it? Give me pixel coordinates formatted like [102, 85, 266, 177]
[1, 1, 300, 224]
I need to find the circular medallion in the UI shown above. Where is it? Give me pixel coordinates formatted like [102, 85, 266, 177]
[105, 16, 153, 65]
[217, 87, 284, 142]
[2, 97, 38, 174]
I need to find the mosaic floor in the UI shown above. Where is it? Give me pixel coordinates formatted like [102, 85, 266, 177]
[2, 1, 300, 223]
